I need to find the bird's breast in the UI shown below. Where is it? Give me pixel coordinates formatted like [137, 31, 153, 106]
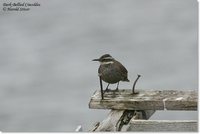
[98, 64, 122, 84]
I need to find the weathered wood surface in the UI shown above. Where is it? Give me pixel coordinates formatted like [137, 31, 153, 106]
[89, 110, 155, 132]
[127, 120, 197, 132]
[89, 89, 197, 110]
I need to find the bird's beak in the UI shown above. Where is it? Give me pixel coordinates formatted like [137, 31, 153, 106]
[92, 58, 100, 61]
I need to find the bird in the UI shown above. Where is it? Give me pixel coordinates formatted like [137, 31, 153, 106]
[93, 54, 129, 92]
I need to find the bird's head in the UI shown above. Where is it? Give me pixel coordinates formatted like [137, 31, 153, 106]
[92, 54, 114, 65]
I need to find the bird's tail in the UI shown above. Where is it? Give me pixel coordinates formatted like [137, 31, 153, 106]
[123, 78, 130, 82]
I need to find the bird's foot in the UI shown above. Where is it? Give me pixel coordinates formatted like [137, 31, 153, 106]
[114, 88, 119, 92]
[132, 91, 139, 95]
[104, 88, 111, 93]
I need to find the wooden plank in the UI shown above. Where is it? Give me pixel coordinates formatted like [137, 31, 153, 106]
[89, 89, 197, 110]
[89, 110, 155, 132]
[126, 120, 197, 132]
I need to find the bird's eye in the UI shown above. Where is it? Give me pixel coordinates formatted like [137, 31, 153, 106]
[102, 59, 106, 62]
[102, 59, 111, 62]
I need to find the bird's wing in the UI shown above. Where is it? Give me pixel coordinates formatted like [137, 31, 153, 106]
[114, 60, 128, 75]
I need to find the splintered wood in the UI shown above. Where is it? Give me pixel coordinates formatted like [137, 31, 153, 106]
[89, 89, 197, 110]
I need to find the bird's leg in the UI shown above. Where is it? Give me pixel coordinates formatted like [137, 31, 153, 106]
[99, 76, 104, 99]
[114, 82, 119, 92]
[104, 83, 110, 93]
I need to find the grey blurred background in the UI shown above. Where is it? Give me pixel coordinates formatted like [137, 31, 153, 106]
[0, 0, 198, 132]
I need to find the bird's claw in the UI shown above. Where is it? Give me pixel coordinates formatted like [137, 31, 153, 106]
[104, 88, 111, 93]
[114, 88, 119, 92]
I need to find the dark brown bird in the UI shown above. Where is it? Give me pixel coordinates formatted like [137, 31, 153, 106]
[93, 54, 129, 91]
